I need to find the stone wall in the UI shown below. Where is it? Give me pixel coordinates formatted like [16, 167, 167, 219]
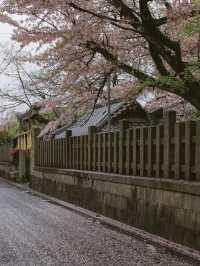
[31, 167, 200, 250]
[0, 163, 18, 181]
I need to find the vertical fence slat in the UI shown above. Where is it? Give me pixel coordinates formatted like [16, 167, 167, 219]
[62, 139, 65, 168]
[132, 128, 137, 176]
[102, 133, 106, 172]
[66, 130, 72, 169]
[126, 129, 130, 175]
[55, 140, 58, 168]
[38, 140, 41, 166]
[47, 141, 50, 167]
[196, 121, 200, 181]
[147, 127, 152, 177]
[46, 141, 49, 167]
[113, 132, 118, 173]
[53, 140, 56, 168]
[155, 125, 161, 177]
[76, 137, 78, 169]
[80, 136, 83, 170]
[52, 140, 55, 168]
[77, 137, 80, 169]
[70, 137, 73, 169]
[60, 139, 63, 168]
[140, 127, 145, 177]
[72, 137, 75, 169]
[43, 141, 46, 167]
[93, 134, 97, 171]
[174, 123, 181, 179]
[164, 111, 176, 178]
[84, 135, 87, 170]
[50, 139, 53, 167]
[48, 140, 51, 167]
[43, 141, 47, 167]
[88, 126, 96, 171]
[56, 140, 59, 168]
[185, 121, 191, 180]
[40, 141, 42, 167]
[75, 137, 77, 169]
[42, 141, 45, 166]
[63, 138, 65, 169]
[46, 139, 49, 167]
[98, 134, 102, 172]
[108, 132, 112, 173]
[56, 139, 58, 168]
[58, 140, 61, 168]
[119, 120, 129, 174]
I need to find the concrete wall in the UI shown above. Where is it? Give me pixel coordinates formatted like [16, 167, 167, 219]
[31, 167, 200, 250]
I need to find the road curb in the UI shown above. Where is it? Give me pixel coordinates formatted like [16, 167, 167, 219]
[2, 177, 200, 264]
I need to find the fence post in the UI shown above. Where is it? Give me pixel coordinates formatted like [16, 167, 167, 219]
[31, 128, 40, 169]
[66, 130, 72, 169]
[196, 120, 200, 181]
[88, 126, 96, 171]
[164, 111, 176, 179]
[119, 119, 129, 174]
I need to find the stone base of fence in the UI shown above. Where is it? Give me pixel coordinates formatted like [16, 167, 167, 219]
[0, 162, 18, 181]
[31, 167, 200, 251]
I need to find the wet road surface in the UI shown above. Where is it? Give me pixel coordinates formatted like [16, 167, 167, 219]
[0, 179, 197, 266]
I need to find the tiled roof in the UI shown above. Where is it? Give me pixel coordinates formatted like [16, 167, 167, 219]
[54, 101, 124, 138]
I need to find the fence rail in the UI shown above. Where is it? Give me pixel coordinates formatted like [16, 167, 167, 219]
[35, 111, 200, 181]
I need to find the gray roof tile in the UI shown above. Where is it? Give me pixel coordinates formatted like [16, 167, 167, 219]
[55, 101, 124, 138]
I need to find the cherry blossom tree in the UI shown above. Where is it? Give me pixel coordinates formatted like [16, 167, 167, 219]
[0, 0, 199, 115]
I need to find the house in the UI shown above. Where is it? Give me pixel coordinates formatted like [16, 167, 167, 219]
[52, 98, 160, 138]
[53, 100, 124, 138]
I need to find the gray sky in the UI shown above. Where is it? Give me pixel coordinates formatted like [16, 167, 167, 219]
[0, 22, 12, 41]
[0, 22, 32, 121]
[0, 24, 15, 77]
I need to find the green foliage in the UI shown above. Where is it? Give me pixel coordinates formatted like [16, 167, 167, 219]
[0, 118, 19, 144]
[180, 15, 200, 36]
[7, 122, 19, 138]
[178, 0, 200, 37]
[143, 76, 185, 94]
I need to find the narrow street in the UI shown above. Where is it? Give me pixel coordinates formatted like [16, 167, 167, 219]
[0, 179, 196, 266]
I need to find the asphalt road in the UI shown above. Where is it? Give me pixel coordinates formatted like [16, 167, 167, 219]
[0, 179, 197, 266]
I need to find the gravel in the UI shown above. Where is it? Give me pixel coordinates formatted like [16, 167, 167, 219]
[0, 179, 197, 266]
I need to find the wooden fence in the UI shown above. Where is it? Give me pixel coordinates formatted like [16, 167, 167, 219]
[35, 111, 200, 181]
[0, 144, 12, 163]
